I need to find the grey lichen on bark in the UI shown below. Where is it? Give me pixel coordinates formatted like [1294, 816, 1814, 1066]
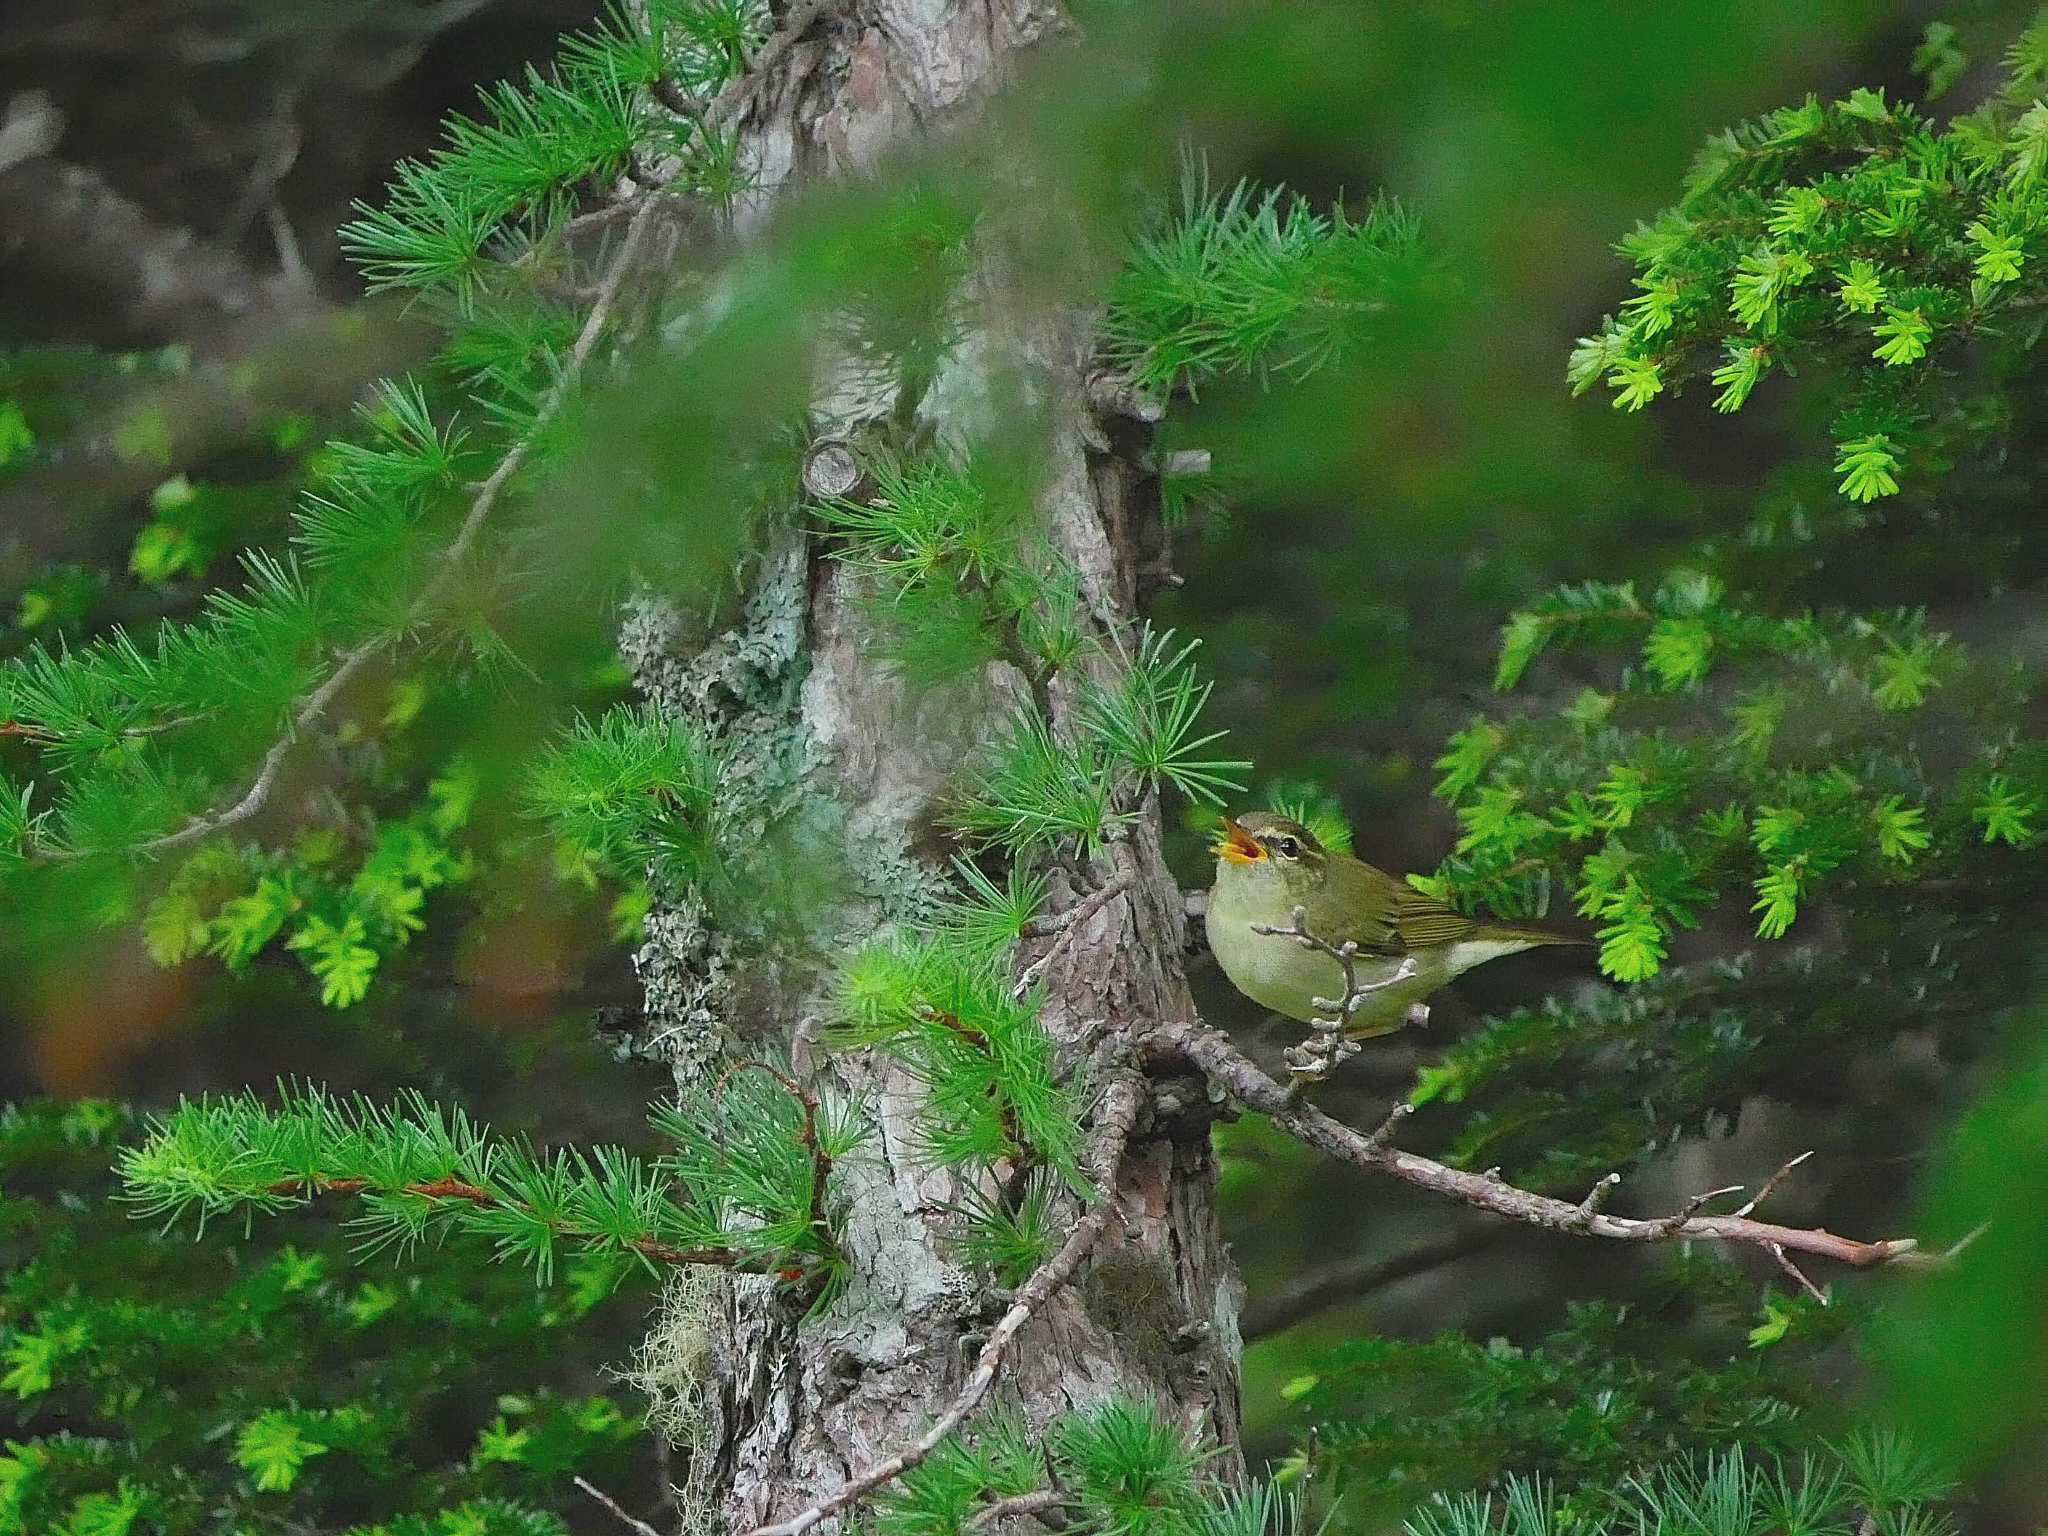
[621, 2, 1244, 1527]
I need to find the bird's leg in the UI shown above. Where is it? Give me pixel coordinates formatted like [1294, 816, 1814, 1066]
[1251, 908, 1426, 1091]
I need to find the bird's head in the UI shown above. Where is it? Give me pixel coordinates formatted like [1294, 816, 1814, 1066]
[1210, 812, 1329, 902]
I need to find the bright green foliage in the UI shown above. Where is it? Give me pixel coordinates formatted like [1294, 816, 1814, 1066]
[818, 452, 1081, 689]
[814, 443, 1248, 858]
[1436, 571, 2037, 981]
[822, 455, 1027, 593]
[526, 705, 725, 888]
[0, 400, 33, 468]
[1575, 29, 2048, 501]
[835, 924, 1084, 1186]
[1256, 778, 1356, 854]
[875, 1400, 1291, 1536]
[336, 1, 742, 310]
[1104, 164, 1422, 397]
[236, 1408, 336, 1492]
[11, 6, 2041, 1533]
[935, 1174, 1058, 1286]
[950, 706, 1132, 854]
[1081, 627, 1250, 805]
[118, 1078, 861, 1296]
[830, 843, 1108, 1271]
[137, 772, 476, 1005]
[931, 858, 1051, 955]
[0, 1101, 647, 1536]
[951, 625, 1247, 855]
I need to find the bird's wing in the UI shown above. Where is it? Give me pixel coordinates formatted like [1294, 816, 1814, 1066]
[1389, 882, 1481, 950]
[1327, 858, 1479, 955]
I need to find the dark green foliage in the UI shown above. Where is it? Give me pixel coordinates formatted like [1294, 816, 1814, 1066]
[0, 0, 776, 1010]
[1867, 1019, 2048, 1478]
[1284, 1257, 1848, 1511]
[11, 5, 2047, 1535]
[0, 1100, 648, 1536]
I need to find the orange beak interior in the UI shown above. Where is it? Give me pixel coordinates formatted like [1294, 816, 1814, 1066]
[1212, 818, 1265, 865]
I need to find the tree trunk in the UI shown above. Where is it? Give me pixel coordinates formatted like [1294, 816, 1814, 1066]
[621, 3, 1243, 1530]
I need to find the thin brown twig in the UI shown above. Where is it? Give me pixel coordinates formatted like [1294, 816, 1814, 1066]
[29, 195, 664, 865]
[1247, 903, 1420, 1082]
[575, 1475, 664, 1536]
[1770, 1241, 1830, 1305]
[510, 192, 652, 273]
[1144, 1019, 1942, 1274]
[2, 713, 208, 744]
[965, 1489, 1070, 1532]
[1240, 1225, 1501, 1341]
[744, 1072, 1146, 1536]
[1731, 1149, 1814, 1218]
[1014, 874, 1134, 998]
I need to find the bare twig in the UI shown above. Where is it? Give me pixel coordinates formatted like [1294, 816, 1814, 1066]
[575, 1476, 664, 1536]
[965, 1489, 1070, 1532]
[1576, 1172, 1622, 1224]
[1731, 1150, 1814, 1218]
[1144, 1020, 1941, 1275]
[1940, 1222, 1991, 1261]
[707, 0, 830, 128]
[1644, 1184, 1746, 1238]
[744, 1073, 1146, 1536]
[1015, 874, 1134, 997]
[1363, 1100, 1413, 1150]
[30, 195, 663, 864]
[510, 191, 652, 273]
[1770, 1242, 1830, 1305]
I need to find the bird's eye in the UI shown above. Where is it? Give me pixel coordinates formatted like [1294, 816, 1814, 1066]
[1275, 837, 1301, 859]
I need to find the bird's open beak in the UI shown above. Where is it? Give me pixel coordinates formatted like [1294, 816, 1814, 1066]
[1212, 817, 1265, 865]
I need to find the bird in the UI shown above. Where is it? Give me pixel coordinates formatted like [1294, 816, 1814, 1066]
[1205, 811, 1585, 1038]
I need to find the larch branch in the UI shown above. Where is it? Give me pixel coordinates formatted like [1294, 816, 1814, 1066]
[33, 194, 663, 864]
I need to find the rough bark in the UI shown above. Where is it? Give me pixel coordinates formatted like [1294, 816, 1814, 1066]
[622, 3, 1242, 1530]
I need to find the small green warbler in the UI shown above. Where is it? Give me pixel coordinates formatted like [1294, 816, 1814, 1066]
[1205, 812, 1584, 1036]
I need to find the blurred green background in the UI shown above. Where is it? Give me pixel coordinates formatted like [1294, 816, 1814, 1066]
[4, 0, 2045, 1531]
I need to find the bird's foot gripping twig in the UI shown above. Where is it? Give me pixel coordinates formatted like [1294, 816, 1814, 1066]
[1248, 904, 1420, 1088]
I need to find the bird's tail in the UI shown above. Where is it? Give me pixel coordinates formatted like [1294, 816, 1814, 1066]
[1477, 925, 1592, 949]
